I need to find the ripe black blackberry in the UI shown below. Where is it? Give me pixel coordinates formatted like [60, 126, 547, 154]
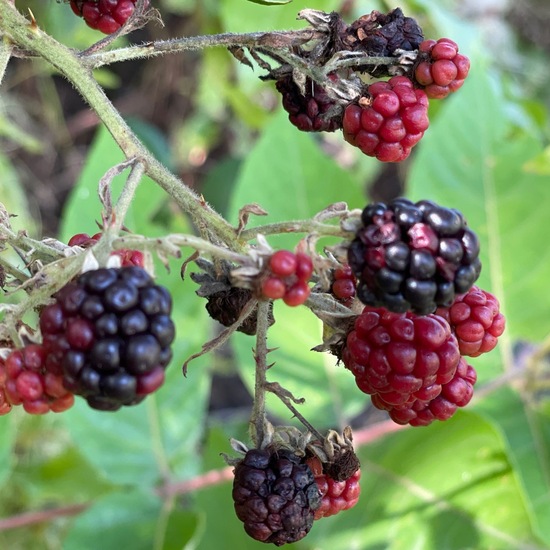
[39, 266, 175, 411]
[348, 198, 481, 315]
[275, 74, 342, 133]
[232, 448, 321, 546]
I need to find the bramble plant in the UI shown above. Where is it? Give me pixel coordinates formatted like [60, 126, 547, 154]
[0, 0, 550, 548]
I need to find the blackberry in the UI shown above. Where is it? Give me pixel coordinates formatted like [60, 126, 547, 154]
[348, 198, 482, 314]
[69, 0, 148, 35]
[275, 75, 342, 133]
[342, 76, 429, 162]
[436, 286, 505, 357]
[39, 266, 175, 411]
[414, 38, 471, 99]
[342, 8, 424, 77]
[232, 448, 321, 546]
[342, 305, 463, 426]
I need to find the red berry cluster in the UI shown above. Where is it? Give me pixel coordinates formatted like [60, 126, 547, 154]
[306, 456, 361, 520]
[436, 286, 505, 357]
[68, 233, 144, 267]
[69, 0, 147, 35]
[343, 76, 429, 163]
[414, 38, 470, 99]
[260, 250, 313, 307]
[331, 264, 357, 307]
[0, 344, 75, 415]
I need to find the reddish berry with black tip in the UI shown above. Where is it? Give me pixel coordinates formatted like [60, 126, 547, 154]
[306, 456, 361, 519]
[70, 0, 148, 35]
[39, 266, 175, 411]
[342, 305, 466, 426]
[436, 286, 505, 357]
[343, 76, 429, 163]
[348, 198, 482, 315]
[232, 448, 321, 545]
[414, 38, 470, 99]
[0, 344, 74, 415]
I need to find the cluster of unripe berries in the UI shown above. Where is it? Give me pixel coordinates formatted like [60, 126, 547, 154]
[69, 0, 147, 35]
[336, 198, 504, 426]
[68, 232, 145, 267]
[274, 9, 470, 163]
[231, 446, 361, 546]
[259, 250, 313, 307]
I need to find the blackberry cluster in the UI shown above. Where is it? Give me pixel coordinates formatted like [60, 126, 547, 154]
[348, 198, 482, 315]
[275, 75, 342, 133]
[70, 0, 147, 35]
[68, 232, 144, 268]
[342, 76, 429, 163]
[0, 344, 74, 415]
[232, 448, 321, 546]
[342, 305, 477, 426]
[414, 38, 471, 99]
[436, 286, 505, 357]
[331, 265, 357, 307]
[39, 266, 175, 411]
[260, 250, 313, 307]
[306, 456, 361, 520]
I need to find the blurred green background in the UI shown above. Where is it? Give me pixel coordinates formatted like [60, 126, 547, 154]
[1, 0, 550, 548]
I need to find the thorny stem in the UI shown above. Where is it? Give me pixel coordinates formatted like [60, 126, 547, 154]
[0, 4, 239, 250]
[0, 35, 13, 85]
[265, 381, 324, 441]
[239, 218, 353, 241]
[250, 300, 272, 447]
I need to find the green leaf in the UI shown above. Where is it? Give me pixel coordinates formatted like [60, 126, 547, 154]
[63, 490, 197, 550]
[228, 109, 365, 249]
[0, 415, 16, 486]
[475, 388, 550, 546]
[307, 412, 542, 550]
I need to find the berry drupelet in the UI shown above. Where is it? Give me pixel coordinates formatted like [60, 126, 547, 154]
[70, 0, 148, 35]
[39, 266, 175, 411]
[348, 198, 482, 315]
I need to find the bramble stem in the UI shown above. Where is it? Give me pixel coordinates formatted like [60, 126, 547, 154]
[250, 300, 272, 447]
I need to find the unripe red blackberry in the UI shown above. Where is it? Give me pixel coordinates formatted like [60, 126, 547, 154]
[436, 286, 505, 357]
[414, 38, 470, 99]
[232, 448, 321, 546]
[342, 305, 463, 425]
[347, 198, 482, 315]
[39, 266, 175, 411]
[331, 265, 357, 307]
[0, 344, 74, 415]
[275, 75, 342, 133]
[306, 456, 361, 520]
[260, 251, 313, 307]
[343, 76, 429, 162]
[391, 357, 477, 426]
[70, 0, 148, 35]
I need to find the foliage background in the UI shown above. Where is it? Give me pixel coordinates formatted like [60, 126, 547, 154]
[1, 0, 550, 548]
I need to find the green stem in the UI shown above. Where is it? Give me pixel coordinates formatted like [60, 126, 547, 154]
[250, 300, 272, 447]
[0, 35, 13, 85]
[0, 4, 238, 249]
[239, 219, 353, 241]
